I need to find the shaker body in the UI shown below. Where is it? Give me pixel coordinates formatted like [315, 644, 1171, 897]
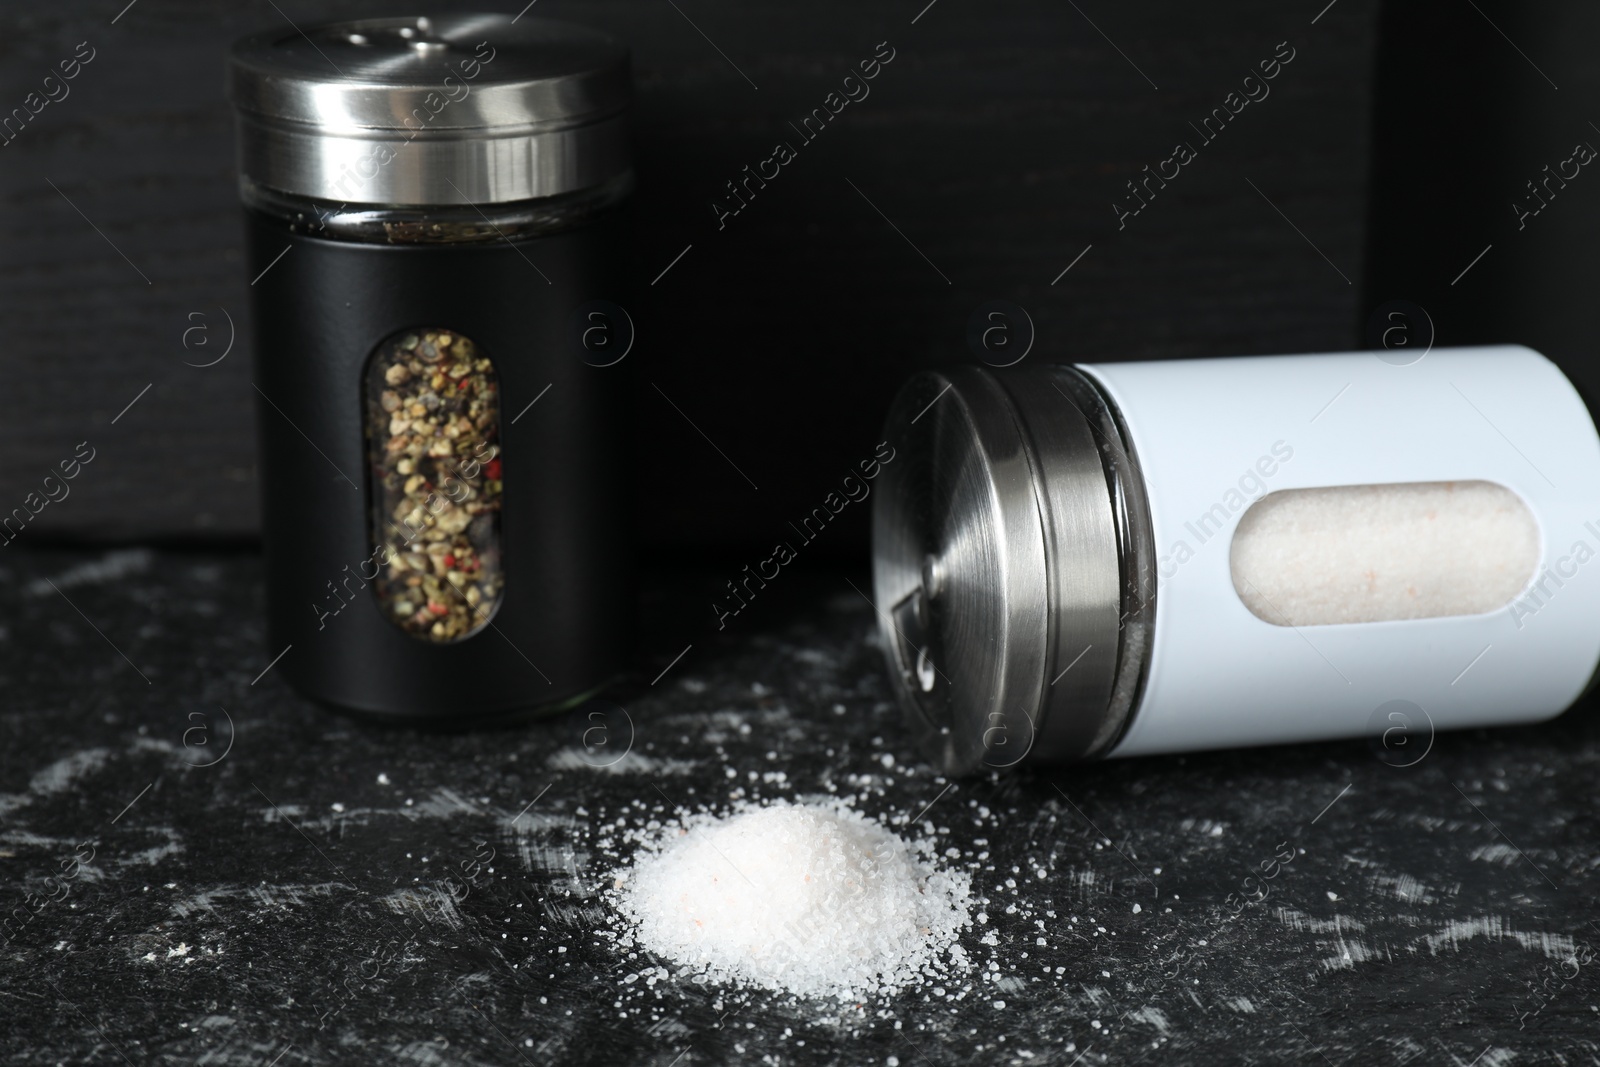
[247, 210, 631, 720]
[1081, 345, 1600, 757]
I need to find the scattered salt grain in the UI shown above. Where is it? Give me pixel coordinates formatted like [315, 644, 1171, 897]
[610, 799, 972, 1000]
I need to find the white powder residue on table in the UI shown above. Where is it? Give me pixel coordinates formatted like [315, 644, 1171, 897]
[609, 799, 973, 1000]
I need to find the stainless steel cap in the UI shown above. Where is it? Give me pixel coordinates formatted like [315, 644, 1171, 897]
[228, 14, 632, 206]
[871, 365, 1155, 776]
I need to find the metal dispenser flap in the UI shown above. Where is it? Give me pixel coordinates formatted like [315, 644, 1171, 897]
[872, 368, 1051, 775]
[872, 365, 1147, 775]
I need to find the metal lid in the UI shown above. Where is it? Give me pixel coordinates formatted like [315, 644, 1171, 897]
[871, 365, 1153, 776]
[228, 14, 632, 206]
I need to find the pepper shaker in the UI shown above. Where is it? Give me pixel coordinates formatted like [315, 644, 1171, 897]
[229, 14, 634, 721]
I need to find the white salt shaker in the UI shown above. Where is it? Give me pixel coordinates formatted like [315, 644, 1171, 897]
[872, 346, 1600, 775]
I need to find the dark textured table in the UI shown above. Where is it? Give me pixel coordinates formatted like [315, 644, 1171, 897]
[3, 548, 1598, 1065]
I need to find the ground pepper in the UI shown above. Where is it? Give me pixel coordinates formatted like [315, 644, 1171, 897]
[365, 328, 503, 642]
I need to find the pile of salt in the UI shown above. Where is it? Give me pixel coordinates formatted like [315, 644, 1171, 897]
[611, 800, 972, 1000]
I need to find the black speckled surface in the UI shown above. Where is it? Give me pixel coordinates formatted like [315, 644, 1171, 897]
[3, 548, 1599, 1066]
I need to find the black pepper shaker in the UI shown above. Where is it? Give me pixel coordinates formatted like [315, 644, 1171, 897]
[228, 14, 634, 721]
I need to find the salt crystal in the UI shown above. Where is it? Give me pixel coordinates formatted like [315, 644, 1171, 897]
[611, 799, 972, 1000]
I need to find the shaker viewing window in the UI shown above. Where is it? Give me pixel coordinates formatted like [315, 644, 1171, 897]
[1229, 481, 1539, 627]
[365, 328, 504, 643]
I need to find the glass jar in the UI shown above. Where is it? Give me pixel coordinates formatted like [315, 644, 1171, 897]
[229, 14, 634, 721]
[874, 347, 1600, 774]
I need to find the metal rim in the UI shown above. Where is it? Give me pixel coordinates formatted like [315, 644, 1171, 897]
[237, 170, 632, 243]
[1028, 366, 1156, 761]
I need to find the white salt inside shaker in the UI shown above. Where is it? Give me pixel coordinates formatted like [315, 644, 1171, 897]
[1229, 480, 1541, 627]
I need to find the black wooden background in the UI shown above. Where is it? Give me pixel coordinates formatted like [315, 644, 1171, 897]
[1365, 0, 1600, 398]
[4, 0, 1383, 553]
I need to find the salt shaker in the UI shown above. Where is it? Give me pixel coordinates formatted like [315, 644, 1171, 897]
[229, 14, 634, 720]
[873, 346, 1600, 774]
